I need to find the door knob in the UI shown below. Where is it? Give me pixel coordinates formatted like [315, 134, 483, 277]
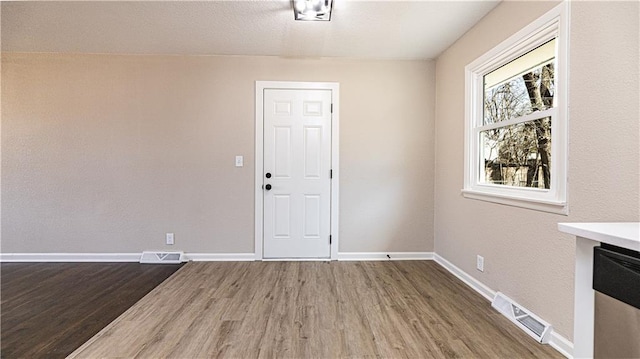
[265, 184, 272, 190]
[266, 173, 272, 178]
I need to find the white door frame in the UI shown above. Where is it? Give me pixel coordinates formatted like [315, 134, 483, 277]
[255, 81, 339, 260]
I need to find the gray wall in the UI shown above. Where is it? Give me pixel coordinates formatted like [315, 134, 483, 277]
[434, 1, 639, 340]
[2, 54, 436, 254]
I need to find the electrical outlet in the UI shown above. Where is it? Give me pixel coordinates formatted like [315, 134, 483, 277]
[477, 255, 484, 272]
[235, 155, 243, 167]
[166, 233, 174, 245]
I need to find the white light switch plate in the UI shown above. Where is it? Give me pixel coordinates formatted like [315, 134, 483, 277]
[166, 233, 174, 245]
[235, 156, 243, 167]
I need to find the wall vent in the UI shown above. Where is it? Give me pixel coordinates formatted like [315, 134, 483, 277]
[140, 251, 184, 264]
[491, 292, 552, 343]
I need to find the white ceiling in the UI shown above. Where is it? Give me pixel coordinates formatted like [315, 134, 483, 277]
[1, 1, 500, 60]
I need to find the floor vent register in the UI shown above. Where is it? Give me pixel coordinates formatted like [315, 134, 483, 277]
[491, 292, 552, 343]
[140, 251, 184, 264]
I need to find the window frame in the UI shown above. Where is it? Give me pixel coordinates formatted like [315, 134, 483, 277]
[463, 2, 569, 215]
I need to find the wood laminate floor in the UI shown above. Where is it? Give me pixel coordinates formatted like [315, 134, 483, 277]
[1, 262, 183, 359]
[70, 261, 562, 358]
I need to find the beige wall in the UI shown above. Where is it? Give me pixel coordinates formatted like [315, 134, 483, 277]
[1, 54, 435, 254]
[4, 0, 638, 344]
[434, 1, 639, 340]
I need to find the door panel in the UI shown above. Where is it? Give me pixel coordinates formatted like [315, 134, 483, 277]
[303, 195, 321, 238]
[273, 195, 291, 238]
[274, 127, 292, 178]
[303, 126, 322, 178]
[263, 89, 332, 258]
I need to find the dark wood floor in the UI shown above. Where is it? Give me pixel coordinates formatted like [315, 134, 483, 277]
[70, 261, 562, 358]
[1, 262, 183, 359]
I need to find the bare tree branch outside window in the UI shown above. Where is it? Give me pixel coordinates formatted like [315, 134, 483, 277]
[482, 53, 554, 189]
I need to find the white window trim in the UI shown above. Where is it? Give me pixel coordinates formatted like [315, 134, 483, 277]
[463, 2, 570, 215]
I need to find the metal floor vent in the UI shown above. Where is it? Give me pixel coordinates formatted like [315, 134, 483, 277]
[491, 292, 552, 343]
[140, 251, 184, 264]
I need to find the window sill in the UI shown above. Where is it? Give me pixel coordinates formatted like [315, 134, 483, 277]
[461, 188, 568, 215]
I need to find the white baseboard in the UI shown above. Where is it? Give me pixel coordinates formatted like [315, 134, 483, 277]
[185, 253, 255, 261]
[0, 253, 141, 262]
[261, 258, 331, 261]
[0, 252, 255, 262]
[433, 253, 573, 358]
[433, 253, 496, 301]
[549, 331, 573, 359]
[0, 252, 433, 262]
[337, 252, 434, 261]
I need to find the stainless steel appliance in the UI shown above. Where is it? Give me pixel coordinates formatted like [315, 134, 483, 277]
[593, 243, 640, 358]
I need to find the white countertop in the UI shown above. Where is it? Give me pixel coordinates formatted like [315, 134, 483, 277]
[558, 222, 640, 251]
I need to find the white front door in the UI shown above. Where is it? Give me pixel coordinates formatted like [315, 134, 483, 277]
[262, 89, 332, 259]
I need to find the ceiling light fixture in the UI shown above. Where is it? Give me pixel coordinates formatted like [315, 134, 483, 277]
[293, 0, 333, 21]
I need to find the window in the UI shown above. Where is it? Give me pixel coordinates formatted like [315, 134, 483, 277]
[463, 3, 568, 214]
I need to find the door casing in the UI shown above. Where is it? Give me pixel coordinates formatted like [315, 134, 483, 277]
[255, 81, 339, 260]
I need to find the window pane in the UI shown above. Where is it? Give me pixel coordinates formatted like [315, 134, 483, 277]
[481, 117, 551, 189]
[483, 40, 556, 125]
